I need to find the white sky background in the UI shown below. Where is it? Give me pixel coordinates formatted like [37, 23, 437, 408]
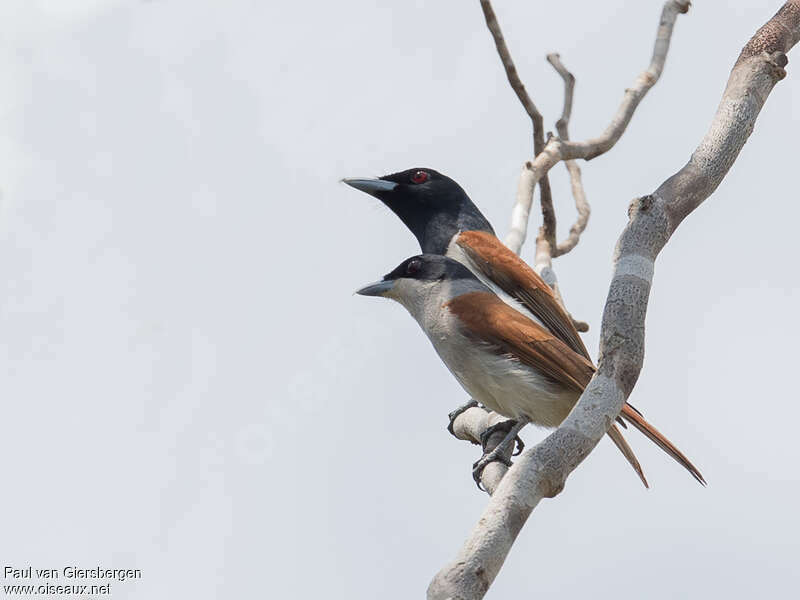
[1, 0, 798, 598]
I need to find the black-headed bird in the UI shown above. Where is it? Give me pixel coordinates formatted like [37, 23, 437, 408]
[342, 167, 588, 357]
[356, 253, 705, 487]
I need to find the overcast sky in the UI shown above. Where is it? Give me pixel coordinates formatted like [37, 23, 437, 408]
[1, 1, 798, 598]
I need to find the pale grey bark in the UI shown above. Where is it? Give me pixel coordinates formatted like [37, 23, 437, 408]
[535, 54, 589, 331]
[430, 2, 800, 599]
[546, 53, 590, 261]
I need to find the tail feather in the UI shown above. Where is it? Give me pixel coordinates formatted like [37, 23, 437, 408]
[620, 403, 706, 486]
[606, 424, 649, 488]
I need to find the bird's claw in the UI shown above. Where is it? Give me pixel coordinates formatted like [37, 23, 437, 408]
[471, 419, 528, 490]
[446, 400, 479, 437]
[479, 420, 525, 456]
[472, 449, 513, 490]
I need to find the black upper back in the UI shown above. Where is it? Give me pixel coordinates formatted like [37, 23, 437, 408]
[376, 168, 494, 254]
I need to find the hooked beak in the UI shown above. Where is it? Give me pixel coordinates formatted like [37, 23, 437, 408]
[341, 177, 398, 196]
[355, 279, 395, 297]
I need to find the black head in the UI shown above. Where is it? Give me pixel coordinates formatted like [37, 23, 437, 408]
[342, 168, 494, 254]
[355, 254, 479, 297]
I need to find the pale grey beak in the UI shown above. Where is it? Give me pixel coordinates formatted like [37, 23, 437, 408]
[355, 280, 395, 297]
[341, 177, 398, 195]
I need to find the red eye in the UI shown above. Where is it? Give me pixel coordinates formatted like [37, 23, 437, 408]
[406, 259, 423, 276]
[411, 170, 429, 184]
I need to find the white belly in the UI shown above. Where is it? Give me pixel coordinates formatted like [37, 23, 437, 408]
[420, 305, 578, 428]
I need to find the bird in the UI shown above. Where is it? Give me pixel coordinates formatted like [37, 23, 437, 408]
[342, 168, 590, 452]
[342, 167, 589, 361]
[356, 253, 706, 488]
[344, 168, 704, 486]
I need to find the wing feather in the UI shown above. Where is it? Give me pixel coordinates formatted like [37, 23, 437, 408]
[446, 289, 704, 486]
[445, 291, 594, 393]
[456, 231, 590, 359]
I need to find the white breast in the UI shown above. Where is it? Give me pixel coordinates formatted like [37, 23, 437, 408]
[414, 286, 578, 429]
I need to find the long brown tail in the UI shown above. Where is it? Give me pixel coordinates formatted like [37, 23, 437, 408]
[620, 403, 706, 485]
[606, 424, 649, 488]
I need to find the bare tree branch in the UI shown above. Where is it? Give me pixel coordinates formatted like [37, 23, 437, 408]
[548, 53, 575, 133]
[532, 52, 590, 332]
[429, 2, 800, 598]
[480, 0, 557, 253]
[547, 53, 590, 259]
[481, 0, 590, 332]
[505, 0, 690, 255]
[450, 407, 515, 495]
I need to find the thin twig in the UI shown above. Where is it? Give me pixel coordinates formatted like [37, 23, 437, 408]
[548, 53, 575, 134]
[480, 0, 556, 254]
[547, 53, 591, 259]
[531, 52, 590, 331]
[505, 0, 691, 255]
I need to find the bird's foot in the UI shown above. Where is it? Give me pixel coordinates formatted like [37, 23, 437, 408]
[446, 399, 480, 438]
[472, 446, 514, 488]
[472, 419, 528, 490]
[479, 420, 525, 456]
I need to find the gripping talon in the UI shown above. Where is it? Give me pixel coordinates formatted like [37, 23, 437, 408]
[472, 450, 513, 488]
[479, 419, 519, 450]
[512, 435, 525, 456]
[471, 418, 530, 490]
[447, 399, 479, 437]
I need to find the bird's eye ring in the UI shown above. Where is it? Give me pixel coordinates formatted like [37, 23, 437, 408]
[411, 170, 429, 184]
